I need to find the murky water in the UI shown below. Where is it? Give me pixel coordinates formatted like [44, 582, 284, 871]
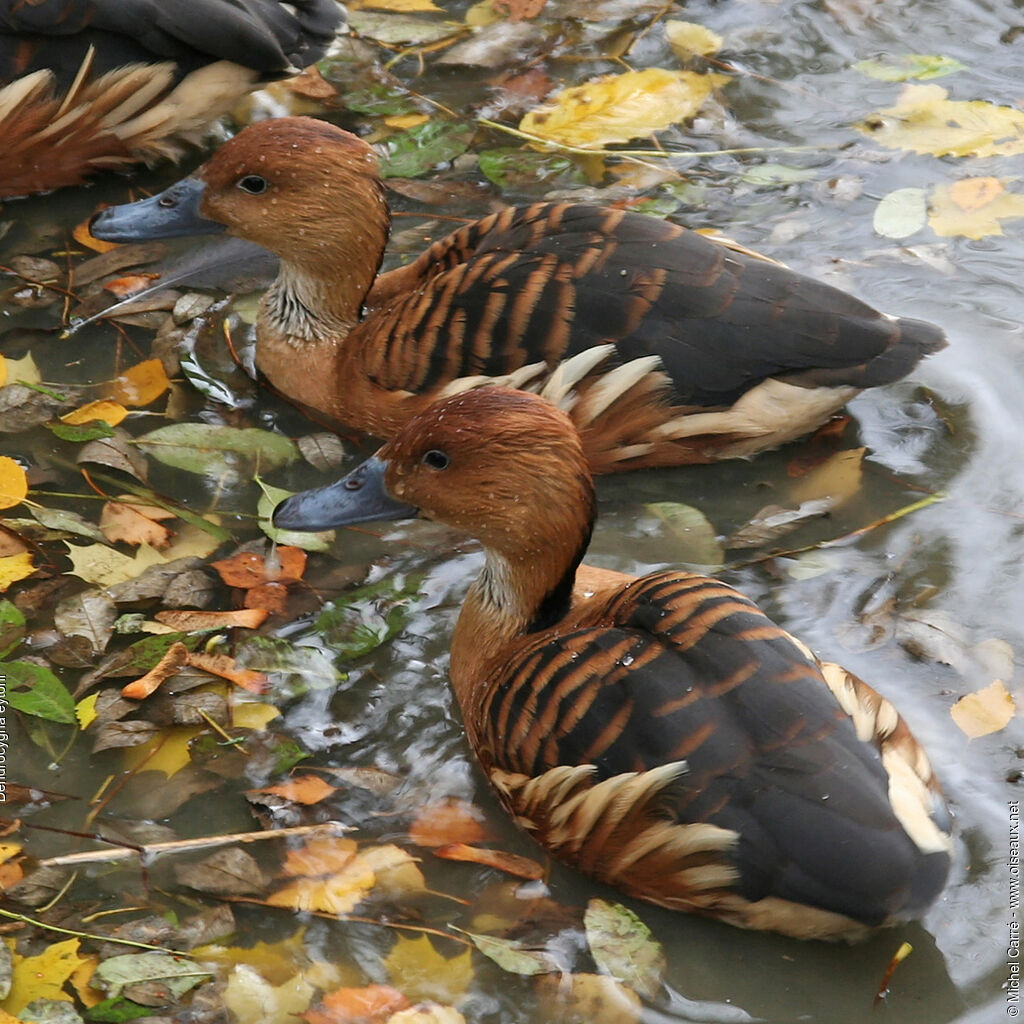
[2, 0, 1023, 1021]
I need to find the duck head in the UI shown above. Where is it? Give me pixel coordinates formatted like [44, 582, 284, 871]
[91, 117, 389, 277]
[274, 387, 596, 564]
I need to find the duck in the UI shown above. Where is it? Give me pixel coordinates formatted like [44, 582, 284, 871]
[0, 0, 342, 199]
[91, 115, 947, 474]
[271, 386, 952, 941]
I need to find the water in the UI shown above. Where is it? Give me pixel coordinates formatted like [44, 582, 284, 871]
[1, 1, 1022, 1021]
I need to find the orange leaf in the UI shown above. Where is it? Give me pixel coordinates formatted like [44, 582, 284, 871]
[61, 399, 129, 427]
[303, 985, 409, 1024]
[185, 651, 269, 693]
[74, 216, 119, 254]
[212, 547, 308, 588]
[281, 837, 359, 878]
[948, 176, 1004, 211]
[107, 358, 171, 406]
[253, 774, 338, 805]
[495, 0, 546, 19]
[100, 500, 173, 548]
[156, 608, 269, 631]
[244, 581, 291, 613]
[0, 456, 28, 510]
[103, 272, 161, 297]
[434, 843, 545, 880]
[283, 64, 337, 100]
[121, 641, 189, 699]
[408, 799, 492, 848]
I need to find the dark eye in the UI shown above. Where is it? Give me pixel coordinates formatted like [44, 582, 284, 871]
[422, 449, 450, 470]
[237, 174, 268, 195]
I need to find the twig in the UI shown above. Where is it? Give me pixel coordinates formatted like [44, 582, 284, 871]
[0, 907, 178, 953]
[36, 822, 352, 869]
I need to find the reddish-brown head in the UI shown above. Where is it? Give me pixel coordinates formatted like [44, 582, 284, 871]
[192, 117, 387, 264]
[379, 388, 595, 559]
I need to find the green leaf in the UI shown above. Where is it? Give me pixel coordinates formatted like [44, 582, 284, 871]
[1, 661, 76, 723]
[461, 930, 561, 976]
[344, 83, 421, 118]
[740, 163, 817, 186]
[90, 632, 206, 680]
[48, 421, 116, 443]
[91, 952, 210, 1000]
[254, 478, 335, 551]
[347, 11, 459, 46]
[0, 598, 26, 658]
[854, 54, 966, 82]
[84, 996, 153, 1022]
[644, 501, 724, 569]
[584, 898, 666, 999]
[477, 149, 584, 189]
[134, 424, 298, 477]
[380, 121, 474, 179]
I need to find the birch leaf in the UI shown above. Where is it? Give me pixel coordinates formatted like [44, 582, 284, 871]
[951, 680, 1016, 738]
[858, 84, 1024, 157]
[520, 68, 727, 149]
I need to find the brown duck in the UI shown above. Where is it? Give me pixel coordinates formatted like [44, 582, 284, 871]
[92, 116, 946, 473]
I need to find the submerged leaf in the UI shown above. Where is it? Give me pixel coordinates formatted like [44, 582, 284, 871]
[91, 953, 209, 1000]
[664, 20, 722, 59]
[383, 936, 474, 1006]
[460, 930, 561, 976]
[135, 424, 298, 477]
[854, 54, 965, 81]
[520, 68, 727, 149]
[584, 899, 665, 999]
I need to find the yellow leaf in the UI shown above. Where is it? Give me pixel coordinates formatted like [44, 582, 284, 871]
[858, 84, 1024, 158]
[2, 937, 84, 1013]
[536, 972, 641, 1024]
[358, 844, 425, 899]
[222, 964, 317, 1024]
[385, 113, 431, 129]
[388, 1006, 467, 1023]
[789, 448, 865, 509]
[520, 68, 727, 149]
[107, 358, 171, 407]
[122, 725, 204, 777]
[0, 457, 28, 510]
[64, 541, 167, 587]
[0, 553, 34, 592]
[0, 1007, 20, 1023]
[665, 20, 723, 59]
[356, 0, 440, 10]
[233, 701, 281, 730]
[195, 928, 324, 987]
[0, 355, 5, 387]
[70, 954, 103, 1009]
[268, 863, 376, 915]
[928, 178, 1024, 239]
[160, 520, 223, 561]
[2, 353, 41, 387]
[951, 680, 1016, 738]
[383, 935, 474, 1006]
[61, 399, 129, 427]
[465, 0, 500, 25]
[76, 693, 99, 729]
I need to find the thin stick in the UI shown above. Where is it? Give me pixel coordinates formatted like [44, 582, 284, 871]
[36, 822, 352, 869]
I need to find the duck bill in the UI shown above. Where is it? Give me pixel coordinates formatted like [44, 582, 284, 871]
[90, 177, 224, 242]
[273, 456, 417, 532]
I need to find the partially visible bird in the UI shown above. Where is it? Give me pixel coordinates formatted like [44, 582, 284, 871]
[273, 386, 953, 941]
[90, 117, 947, 474]
[0, 0, 343, 198]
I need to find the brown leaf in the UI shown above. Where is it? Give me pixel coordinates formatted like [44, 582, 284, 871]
[174, 847, 268, 897]
[121, 641, 189, 699]
[408, 799, 493, 848]
[244, 581, 291, 613]
[303, 984, 409, 1024]
[433, 843, 544, 880]
[185, 651, 269, 693]
[155, 608, 269, 631]
[283, 64, 337, 99]
[100, 500, 174, 549]
[252, 774, 338, 806]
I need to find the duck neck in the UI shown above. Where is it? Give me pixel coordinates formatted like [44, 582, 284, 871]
[255, 202, 389, 419]
[450, 500, 595, 729]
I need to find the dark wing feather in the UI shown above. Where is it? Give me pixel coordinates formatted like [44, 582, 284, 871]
[477, 571, 948, 924]
[366, 203, 944, 405]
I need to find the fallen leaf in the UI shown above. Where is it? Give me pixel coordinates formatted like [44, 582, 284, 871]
[60, 399, 129, 427]
[99, 500, 174, 548]
[156, 609, 269, 631]
[3, 662, 77, 723]
[644, 502, 724, 568]
[303, 984, 409, 1024]
[64, 541, 167, 588]
[535, 971, 641, 1024]
[104, 272, 162, 297]
[928, 178, 1024, 239]
[725, 498, 835, 549]
[0, 356, 5, 388]
[211, 548, 307, 589]
[282, 64, 337, 100]
[107, 358, 171, 406]
[254, 775, 338, 805]
[520, 68, 727, 149]
[136, 423, 298, 476]
[383, 936, 474, 1006]
[121, 641, 190, 699]
[174, 847, 269, 897]
[0, 553, 34, 591]
[360, 0, 440, 10]
[664, 19, 722, 59]
[788, 447, 865, 508]
[459, 930, 561, 976]
[584, 899, 665, 999]
[433, 844, 544, 880]
[408, 799, 492, 848]
[0, 457, 28, 510]
[54, 589, 117, 655]
[950, 680, 1016, 738]
[2, 938, 84, 1014]
[73, 217, 119, 254]
[854, 54, 965, 81]
[92, 952, 209, 1000]
[185, 651, 269, 693]
[873, 187, 928, 239]
[858, 83, 1024, 158]
[221, 963, 318, 1024]
[494, 0, 545, 20]
[1, 352, 41, 386]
